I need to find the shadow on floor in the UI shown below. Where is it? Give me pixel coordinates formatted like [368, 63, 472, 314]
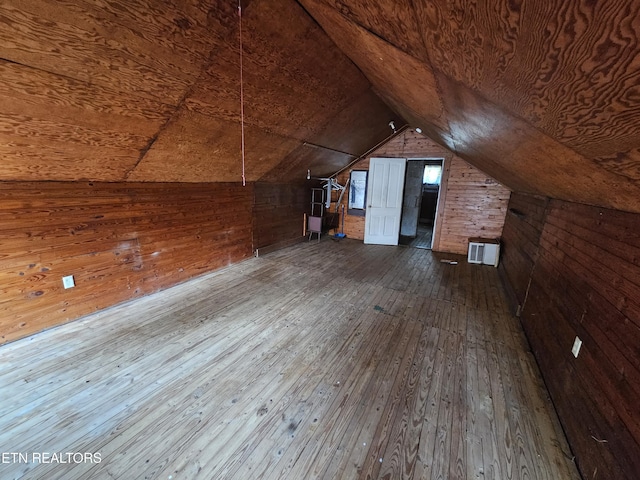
[399, 222, 433, 249]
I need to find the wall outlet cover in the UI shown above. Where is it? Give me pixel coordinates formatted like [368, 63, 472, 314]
[571, 336, 582, 358]
[62, 275, 75, 289]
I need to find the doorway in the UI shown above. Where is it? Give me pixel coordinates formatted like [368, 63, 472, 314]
[399, 159, 444, 249]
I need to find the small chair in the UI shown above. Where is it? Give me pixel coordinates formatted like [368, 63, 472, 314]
[308, 215, 322, 242]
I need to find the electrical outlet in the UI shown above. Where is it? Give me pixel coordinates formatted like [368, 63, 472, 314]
[571, 336, 582, 358]
[62, 275, 75, 289]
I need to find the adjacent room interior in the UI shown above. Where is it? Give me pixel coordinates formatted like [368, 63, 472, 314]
[1, 1, 639, 479]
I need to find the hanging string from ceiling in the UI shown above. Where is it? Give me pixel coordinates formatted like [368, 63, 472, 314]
[238, 0, 246, 186]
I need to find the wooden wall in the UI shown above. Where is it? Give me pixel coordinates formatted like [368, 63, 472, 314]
[0, 182, 253, 344]
[433, 157, 511, 254]
[332, 129, 510, 254]
[498, 193, 549, 314]
[331, 129, 449, 240]
[500, 193, 640, 480]
[252, 182, 309, 250]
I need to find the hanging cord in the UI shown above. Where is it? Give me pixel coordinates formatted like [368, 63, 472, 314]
[238, 0, 246, 186]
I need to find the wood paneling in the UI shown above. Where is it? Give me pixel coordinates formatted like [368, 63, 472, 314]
[497, 193, 549, 314]
[298, 0, 447, 133]
[0, 59, 170, 181]
[309, 0, 426, 60]
[0, 182, 253, 344]
[372, 128, 453, 159]
[260, 145, 353, 185]
[501, 197, 640, 480]
[0, 0, 397, 184]
[435, 76, 640, 211]
[300, 0, 640, 214]
[0, 0, 204, 103]
[596, 147, 640, 182]
[0, 60, 171, 132]
[125, 112, 302, 183]
[434, 157, 511, 255]
[332, 130, 510, 255]
[150, 0, 380, 182]
[3, 0, 640, 213]
[252, 182, 309, 250]
[417, 0, 640, 159]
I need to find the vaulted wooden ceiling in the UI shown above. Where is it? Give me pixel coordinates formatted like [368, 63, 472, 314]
[0, 0, 398, 184]
[1, 0, 640, 213]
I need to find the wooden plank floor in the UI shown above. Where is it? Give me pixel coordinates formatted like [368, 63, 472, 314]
[0, 239, 580, 480]
[399, 224, 433, 249]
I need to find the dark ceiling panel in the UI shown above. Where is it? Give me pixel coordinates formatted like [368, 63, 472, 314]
[300, 0, 640, 213]
[260, 143, 351, 183]
[0, 0, 209, 103]
[306, 0, 427, 59]
[416, 0, 523, 91]
[183, 0, 375, 145]
[298, 0, 448, 132]
[305, 88, 400, 157]
[417, 0, 640, 169]
[146, 0, 399, 184]
[0, 0, 397, 184]
[594, 148, 640, 183]
[437, 74, 640, 212]
[2, 0, 640, 212]
[127, 111, 300, 183]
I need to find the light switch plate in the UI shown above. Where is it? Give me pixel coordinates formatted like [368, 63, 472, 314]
[571, 336, 582, 358]
[62, 275, 75, 289]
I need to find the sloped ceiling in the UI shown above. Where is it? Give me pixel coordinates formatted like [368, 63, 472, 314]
[0, 0, 400, 183]
[1, 0, 640, 213]
[298, 0, 640, 213]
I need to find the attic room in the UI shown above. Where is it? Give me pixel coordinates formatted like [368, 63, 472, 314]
[1, 0, 639, 479]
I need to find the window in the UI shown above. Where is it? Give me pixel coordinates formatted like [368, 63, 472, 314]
[423, 164, 442, 185]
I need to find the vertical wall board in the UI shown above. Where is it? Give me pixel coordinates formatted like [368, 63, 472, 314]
[252, 182, 310, 250]
[0, 181, 254, 344]
[500, 194, 640, 480]
[435, 157, 511, 254]
[497, 193, 550, 313]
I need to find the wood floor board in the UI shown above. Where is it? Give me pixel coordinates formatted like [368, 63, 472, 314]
[287, 291, 411, 474]
[270, 298, 410, 479]
[186, 291, 384, 479]
[1, 267, 310, 421]
[314, 315, 422, 479]
[99, 303, 352, 479]
[7, 297, 304, 475]
[377, 324, 441, 479]
[166, 281, 398, 480]
[0, 239, 580, 480]
[5, 270, 342, 474]
[476, 338, 504, 480]
[413, 328, 453, 479]
[333, 311, 423, 479]
[59, 279, 361, 479]
[486, 338, 517, 479]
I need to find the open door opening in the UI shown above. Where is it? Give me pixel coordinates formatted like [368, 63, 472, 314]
[399, 159, 443, 249]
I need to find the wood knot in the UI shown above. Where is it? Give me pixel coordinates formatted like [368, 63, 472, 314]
[174, 17, 192, 30]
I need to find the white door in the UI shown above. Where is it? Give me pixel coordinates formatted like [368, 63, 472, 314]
[364, 157, 407, 245]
